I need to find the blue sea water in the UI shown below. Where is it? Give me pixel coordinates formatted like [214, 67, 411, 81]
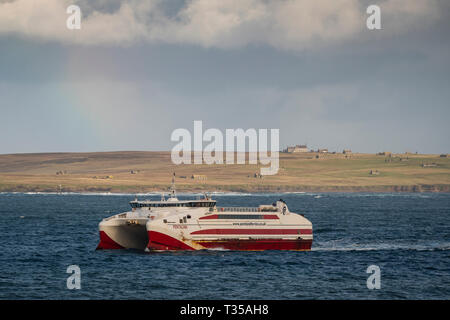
[0, 192, 448, 300]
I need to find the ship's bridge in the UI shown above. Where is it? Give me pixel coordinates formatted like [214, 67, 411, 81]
[130, 199, 216, 209]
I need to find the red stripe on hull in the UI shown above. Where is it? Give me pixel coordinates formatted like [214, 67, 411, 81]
[96, 231, 124, 250]
[191, 228, 312, 235]
[199, 214, 279, 220]
[198, 239, 312, 251]
[263, 215, 279, 219]
[199, 215, 218, 220]
[147, 231, 195, 250]
[147, 231, 312, 251]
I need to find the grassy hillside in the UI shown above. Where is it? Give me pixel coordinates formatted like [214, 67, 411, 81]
[0, 151, 449, 193]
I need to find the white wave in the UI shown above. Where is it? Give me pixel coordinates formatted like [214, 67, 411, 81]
[312, 242, 450, 252]
[282, 192, 306, 194]
[335, 193, 435, 198]
[205, 247, 230, 251]
[0, 191, 445, 199]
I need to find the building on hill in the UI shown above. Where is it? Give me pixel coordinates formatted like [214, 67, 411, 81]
[284, 145, 309, 153]
[343, 149, 352, 154]
[422, 163, 437, 167]
[377, 152, 392, 157]
[318, 148, 328, 153]
[191, 174, 207, 180]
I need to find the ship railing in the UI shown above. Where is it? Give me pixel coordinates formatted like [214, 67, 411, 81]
[103, 213, 131, 221]
[216, 207, 279, 213]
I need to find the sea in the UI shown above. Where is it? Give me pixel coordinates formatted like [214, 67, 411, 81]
[0, 192, 448, 299]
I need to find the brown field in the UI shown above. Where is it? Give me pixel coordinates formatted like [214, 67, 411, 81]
[0, 151, 449, 193]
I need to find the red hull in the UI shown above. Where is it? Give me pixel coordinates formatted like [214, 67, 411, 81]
[147, 231, 312, 251]
[96, 231, 124, 250]
[147, 231, 195, 250]
[198, 239, 312, 250]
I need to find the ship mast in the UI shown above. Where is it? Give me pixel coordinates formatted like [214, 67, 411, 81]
[170, 172, 177, 199]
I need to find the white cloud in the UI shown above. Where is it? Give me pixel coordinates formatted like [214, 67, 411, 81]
[0, 0, 442, 50]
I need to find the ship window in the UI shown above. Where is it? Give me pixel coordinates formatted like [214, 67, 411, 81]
[163, 219, 167, 223]
[187, 215, 191, 219]
[183, 217, 187, 223]
[179, 219, 183, 223]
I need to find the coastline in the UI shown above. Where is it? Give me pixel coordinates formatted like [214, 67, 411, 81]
[1, 151, 449, 194]
[0, 183, 449, 194]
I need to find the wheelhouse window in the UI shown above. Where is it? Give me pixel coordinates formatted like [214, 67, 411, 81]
[131, 200, 216, 208]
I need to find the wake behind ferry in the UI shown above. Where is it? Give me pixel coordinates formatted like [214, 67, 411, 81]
[97, 177, 313, 251]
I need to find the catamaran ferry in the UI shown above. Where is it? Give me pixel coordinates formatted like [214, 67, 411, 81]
[96, 178, 313, 251]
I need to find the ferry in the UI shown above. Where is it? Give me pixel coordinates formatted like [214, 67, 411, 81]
[146, 199, 312, 251]
[97, 177, 313, 251]
[96, 178, 215, 250]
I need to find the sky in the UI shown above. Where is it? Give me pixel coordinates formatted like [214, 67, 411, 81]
[0, 0, 449, 154]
